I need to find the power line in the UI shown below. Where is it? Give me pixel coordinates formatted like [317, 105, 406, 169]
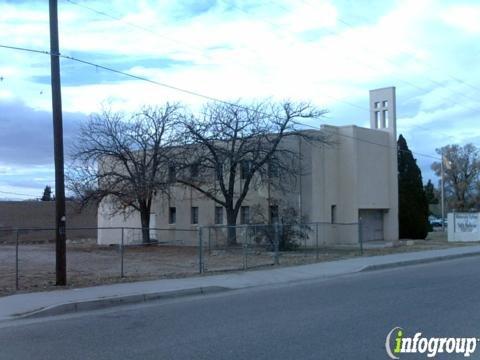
[300, 122, 441, 160]
[0, 43, 360, 128]
[299, 0, 480, 99]
[61, 0, 373, 114]
[62, 0, 480, 126]
[0, 44, 253, 109]
[63, 0, 215, 62]
[302, 0, 480, 95]
[244, 0, 480, 118]
[173, 2, 470, 154]
[340, 131, 440, 161]
[244, 0, 477, 144]
[0, 44, 49, 56]
[0, 43, 445, 162]
[400, 123, 458, 143]
[1, 43, 366, 119]
[65, 0, 162, 35]
[263, 0, 480, 115]
[0, 190, 39, 198]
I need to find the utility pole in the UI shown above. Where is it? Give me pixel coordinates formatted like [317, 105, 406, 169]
[49, 0, 67, 286]
[441, 150, 445, 232]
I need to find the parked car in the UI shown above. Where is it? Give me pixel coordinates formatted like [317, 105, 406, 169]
[429, 216, 447, 228]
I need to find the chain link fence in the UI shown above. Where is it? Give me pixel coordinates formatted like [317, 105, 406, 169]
[0, 222, 361, 295]
[199, 222, 361, 273]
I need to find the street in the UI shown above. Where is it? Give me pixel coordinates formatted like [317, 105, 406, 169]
[1, 257, 480, 359]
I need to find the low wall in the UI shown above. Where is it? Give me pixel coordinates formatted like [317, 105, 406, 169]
[0, 201, 97, 243]
[447, 212, 480, 242]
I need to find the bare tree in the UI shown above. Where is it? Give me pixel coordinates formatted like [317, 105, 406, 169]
[68, 104, 182, 243]
[176, 101, 328, 244]
[432, 144, 480, 211]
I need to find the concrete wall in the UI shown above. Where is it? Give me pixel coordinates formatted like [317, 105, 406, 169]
[0, 201, 97, 243]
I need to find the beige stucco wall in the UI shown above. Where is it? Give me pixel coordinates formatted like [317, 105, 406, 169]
[98, 87, 399, 245]
[98, 125, 397, 245]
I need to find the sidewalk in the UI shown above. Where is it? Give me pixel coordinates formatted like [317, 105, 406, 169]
[1, 245, 480, 322]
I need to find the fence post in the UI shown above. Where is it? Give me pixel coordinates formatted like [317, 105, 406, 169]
[198, 227, 203, 274]
[15, 229, 19, 291]
[208, 226, 211, 255]
[274, 224, 280, 265]
[315, 223, 319, 261]
[243, 227, 248, 271]
[358, 221, 363, 255]
[303, 224, 307, 257]
[225, 226, 228, 251]
[120, 227, 125, 278]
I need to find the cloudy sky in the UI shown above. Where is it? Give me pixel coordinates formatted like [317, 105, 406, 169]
[0, 0, 479, 199]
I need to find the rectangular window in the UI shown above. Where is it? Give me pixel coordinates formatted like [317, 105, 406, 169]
[169, 207, 176, 224]
[216, 162, 224, 180]
[383, 110, 389, 127]
[168, 164, 176, 183]
[331, 205, 336, 224]
[268, 160, 279, 178]
[240, 206, 250, 224]
[190, 163, 199, 179]
[191, 206, 199, 224]
[375, 111, 381, 128]
[215, 206, 224, 225]
[240, 160, 251, 180]
[382, 100, 388, 107]
[374, 102, 380, 109]
[270, 205, 279, 224]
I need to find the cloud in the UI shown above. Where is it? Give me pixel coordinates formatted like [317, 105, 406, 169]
[0, 171, 53, 190]
[1, 0, 480, 197]
[0, 99, 86, 166]
[440, 4, 480, 34]
[169, 0, 218, 20]
[28, 53, 195, 87]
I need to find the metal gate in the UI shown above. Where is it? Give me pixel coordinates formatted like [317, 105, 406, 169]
[359, 209, 384, 242]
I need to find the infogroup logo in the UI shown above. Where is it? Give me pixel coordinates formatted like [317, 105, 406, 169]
[385, 327, 478, 359]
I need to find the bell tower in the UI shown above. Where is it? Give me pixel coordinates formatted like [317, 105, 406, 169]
[369, 86, 396, 140]
[369, 86, 399, 242]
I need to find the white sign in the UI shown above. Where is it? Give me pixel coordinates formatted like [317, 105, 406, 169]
[454, 213, 479, 233]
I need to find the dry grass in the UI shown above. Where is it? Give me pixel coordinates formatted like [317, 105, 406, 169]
[0, 232, 477, 297]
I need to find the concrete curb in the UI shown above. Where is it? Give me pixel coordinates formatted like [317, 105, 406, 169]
[14, 286, 230, 319]
[360, 249, 480, 272]
[7, 248, 480, 321]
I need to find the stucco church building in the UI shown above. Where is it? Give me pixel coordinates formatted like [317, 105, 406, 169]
[98, 87, 399, 245]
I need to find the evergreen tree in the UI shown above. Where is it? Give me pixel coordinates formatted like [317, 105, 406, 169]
[398, 135, 429, 239]
[424, 179, 438, 204]
[41, 185, 53, 201]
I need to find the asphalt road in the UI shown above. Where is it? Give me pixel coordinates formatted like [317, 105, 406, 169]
[1, 256, 480, 360]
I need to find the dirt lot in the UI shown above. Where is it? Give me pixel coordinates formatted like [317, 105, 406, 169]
[0, 234, 478, 297]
